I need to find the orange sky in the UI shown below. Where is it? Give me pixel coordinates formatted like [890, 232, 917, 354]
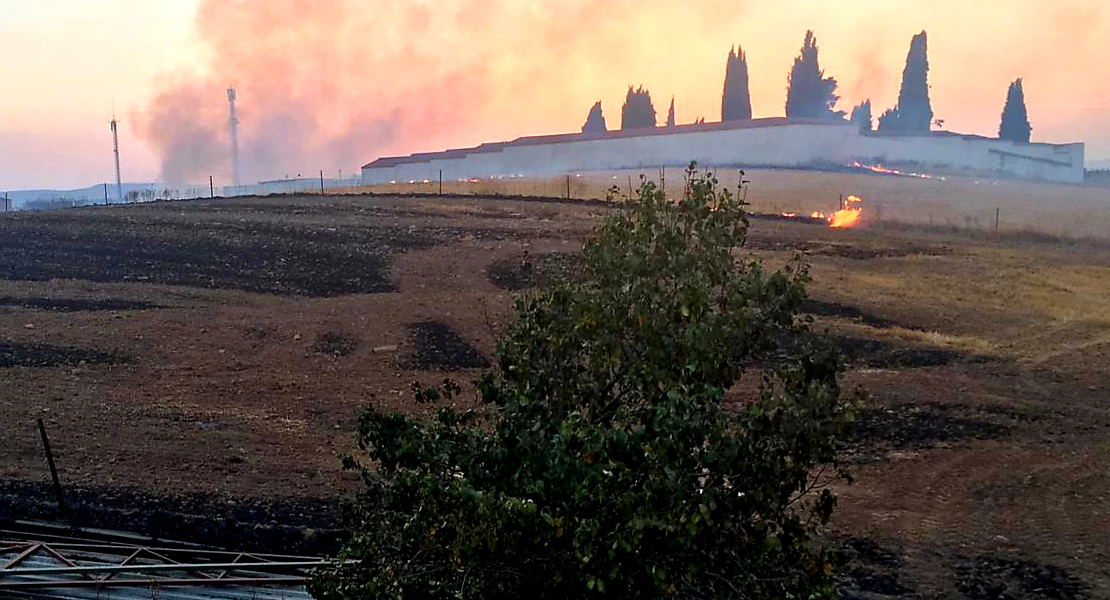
[2, 0, 1107, 189]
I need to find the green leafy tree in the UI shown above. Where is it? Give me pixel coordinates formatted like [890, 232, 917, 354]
[850, 100, 873, 132]
[999, 78, 1032, 143]
[621, 85, 657, 130]
[785, 31, 844, 119]
[310, 165, 856, 600]
[878, 31, 932, 132]
[582, 101, 608, 134]
[722, 45, 753, 121]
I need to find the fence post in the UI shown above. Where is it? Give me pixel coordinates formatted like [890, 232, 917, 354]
[210, 175, 215, 198]
[37, 419, 68, 518]
[439, 170, 443, 195]
[320, 170, 325, 195]
[995, 207, 1000, 234]
[103, 183, 109, 206]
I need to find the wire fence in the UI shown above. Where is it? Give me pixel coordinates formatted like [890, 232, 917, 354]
[344, 168, 1110, 242]
[340, 167, 753, 202]
[7, 167, 1110, 242]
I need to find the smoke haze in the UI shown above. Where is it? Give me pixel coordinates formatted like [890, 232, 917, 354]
[138, 0, 1110, 184]
[138, 0, 751, 183]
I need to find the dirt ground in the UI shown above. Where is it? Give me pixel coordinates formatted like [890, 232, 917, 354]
[0, 192, 1108, 598]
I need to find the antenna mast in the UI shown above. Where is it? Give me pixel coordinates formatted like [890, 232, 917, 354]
[227, 87, 241, 191]
[110, 110, 123, 202]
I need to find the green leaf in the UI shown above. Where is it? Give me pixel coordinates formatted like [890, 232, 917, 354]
[315, 161, 852, 600]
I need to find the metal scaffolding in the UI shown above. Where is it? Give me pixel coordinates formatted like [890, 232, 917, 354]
[0, 535, 333, 600]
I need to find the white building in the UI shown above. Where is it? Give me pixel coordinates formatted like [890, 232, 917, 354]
[362, 118, 1085, 185]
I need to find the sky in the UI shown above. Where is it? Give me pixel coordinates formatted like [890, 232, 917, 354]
[1, 0, 1108, 190]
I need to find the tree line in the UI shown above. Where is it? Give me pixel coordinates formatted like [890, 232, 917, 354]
[584, 30, 1032, 143]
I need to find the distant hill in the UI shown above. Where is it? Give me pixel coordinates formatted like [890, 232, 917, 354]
[3, 176, 364, 210]
[3, 183, 159, 210]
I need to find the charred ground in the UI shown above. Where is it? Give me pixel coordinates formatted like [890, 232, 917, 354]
[0, 193, 1108, 598]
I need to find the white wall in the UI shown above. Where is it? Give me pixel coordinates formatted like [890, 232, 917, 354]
[364, 121, 1085, 185]
[847, 134, 1084, 183]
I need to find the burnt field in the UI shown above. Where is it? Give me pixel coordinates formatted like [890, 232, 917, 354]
[1, 193, 1109, 598]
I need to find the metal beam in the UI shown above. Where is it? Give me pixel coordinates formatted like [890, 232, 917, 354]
[0, 576, 308, 589]
[0, 560, 330, 577]
[0, 534, 315, 560]
[1, 544, 40, 570]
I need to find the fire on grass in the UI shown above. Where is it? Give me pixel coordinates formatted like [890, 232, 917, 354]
[780, 195, 864, 229]
[850, 161, 945, 181]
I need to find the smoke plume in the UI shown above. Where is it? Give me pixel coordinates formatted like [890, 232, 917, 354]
[139, 0, 1110, 184]
[138, 0, 746, 184]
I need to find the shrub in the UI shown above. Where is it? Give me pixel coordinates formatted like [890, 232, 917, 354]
[310, 164, 856, 600]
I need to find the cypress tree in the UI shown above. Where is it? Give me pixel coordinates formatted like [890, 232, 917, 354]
[582, 101, 608, 134]
[785, 31, 842, 119]
[621, 86, 657, 130]
[722, 45, 753, 121]
[877, 108, 897, 131]
[999, 78, 1032, 143]
[850, 100, 873, 132]
[666, 97, 676, 128]
[878, 31, 932, 132]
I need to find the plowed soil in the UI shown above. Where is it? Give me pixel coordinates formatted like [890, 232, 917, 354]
[1, 193, 1108, 597]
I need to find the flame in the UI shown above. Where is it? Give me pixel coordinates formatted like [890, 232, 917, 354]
[850, 161, 945, 181]
[827, 195, 864, 229]
[776, 196, 864, 228]
[828, 208, 862, 228]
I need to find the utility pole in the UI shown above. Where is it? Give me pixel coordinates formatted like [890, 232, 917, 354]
[103, 183, 109, 206]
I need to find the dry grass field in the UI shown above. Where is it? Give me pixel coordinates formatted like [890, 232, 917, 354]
[1, 180, 1109, 598]
[353, 167, 1110, 241]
